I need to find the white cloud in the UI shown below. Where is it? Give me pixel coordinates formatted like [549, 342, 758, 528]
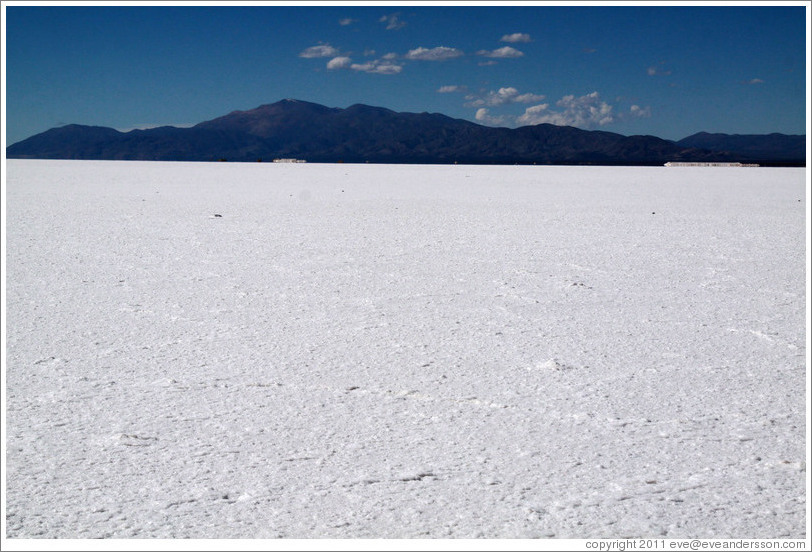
[327, 56, 352, 70]
[404, 46, 464, 61]
[487, 87, 519, 105]
[299, 44, 340, 58]
[516, 103, 550, 121]
[465, 90, 639, 129]
[517, 92, 615, 128]
[515, 92, 546, 103]
[501, 33, 531, 43]
[301, 44, 403, 74]
[379, 13, 406, 30]
[465, 87, 545, 107]
[629, 105, 651, 118]
[438, 85, 465, 93]
[477, 46, 524, 59]
[381, 52, 398, 60]
[478, 60, 498, 67]
[339, 18, 355, 26]
[350, 59, 403, 75]
[475, 108, 508, 126]
[745, 78, 764, 84]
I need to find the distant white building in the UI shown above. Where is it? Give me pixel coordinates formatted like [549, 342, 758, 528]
[273, 158, 307, 163]
[664, 162, 759, 167]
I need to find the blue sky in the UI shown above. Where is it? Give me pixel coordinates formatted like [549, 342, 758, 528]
[3, 2, 809, 145]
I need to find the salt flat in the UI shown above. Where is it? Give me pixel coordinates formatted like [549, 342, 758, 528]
[3, 160, 807, 539]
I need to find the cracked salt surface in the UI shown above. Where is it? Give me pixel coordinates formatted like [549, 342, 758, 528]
[3, 160, 807, 539]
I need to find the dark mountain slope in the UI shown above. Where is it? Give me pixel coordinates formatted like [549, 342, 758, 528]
[7, 99, 802, 165]
[7, 124, 124, 159]
[677, 132, 805, 163]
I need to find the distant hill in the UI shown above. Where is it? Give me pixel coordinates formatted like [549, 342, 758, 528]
[676, 132, 806, 164]
[6, 99, 805, 166]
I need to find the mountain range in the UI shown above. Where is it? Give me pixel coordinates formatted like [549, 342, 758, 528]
[6, 99, 806, 166]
